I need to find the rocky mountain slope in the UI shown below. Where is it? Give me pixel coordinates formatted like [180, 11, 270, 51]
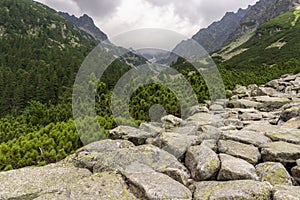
[214, 9, 300, 68]
[59, 12, 108, 42]
[180, 0, 300, 54]
[1, 73, 300, 199]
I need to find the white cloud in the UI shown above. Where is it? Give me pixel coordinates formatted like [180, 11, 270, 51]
[35, 0, 259, 37]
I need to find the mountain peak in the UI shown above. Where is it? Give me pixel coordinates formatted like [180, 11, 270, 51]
[59, 12, 108, 42]
[189, 0, 300, 53]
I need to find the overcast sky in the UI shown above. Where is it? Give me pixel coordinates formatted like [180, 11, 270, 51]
[35, 0, 259, 38]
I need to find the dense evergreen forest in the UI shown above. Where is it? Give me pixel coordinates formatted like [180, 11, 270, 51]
[0, 0, 300, 171]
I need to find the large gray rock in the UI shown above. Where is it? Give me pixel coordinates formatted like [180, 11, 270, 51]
[139, 122, 164, 135]
[124, 163, 192, 200]
[253, 96, 290, 112]
[272, 185, 300, 200]
[71, 142, 190, 185]
[217, 154, 258, 181]
[243, 120, 279, 133]
[266, 129, 300, 145]
[266, 80, 280, 89]
[256, 162, 293, 186]
[256, 87, 279, 97]
[261, 141, 300, 164]
[221, 130, 271, 147]
[227, 99, 263, 109]
[186, 112, 213, 126]
[218, 140, 260, 165]
[239, 112, 263, 121]
[151, 132, 201, 160]
[171, 124, 198, 135]
[185, 145, 220, 181]
[201, 139, 218, 152]
[109, 126, 157, 145]
[193, 180, 272, 200]
[198, 125, 221, 140]
[0, 163, 135, 200]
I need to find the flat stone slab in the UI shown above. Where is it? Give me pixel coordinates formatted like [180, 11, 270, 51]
[193, 180, 272, 200]
[0, 163, 135, 200]
[221, 130, 271, 147]
[254, 96, 291, 111]
[218, 140, 261, 164]
[243, 120, 279, 133]
[266, 129, 300, 144]
[261, 141, 300, 164]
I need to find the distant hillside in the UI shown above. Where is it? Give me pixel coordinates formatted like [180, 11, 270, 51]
[184, 0, 300, 54]
[216, 9, 300, 68]
[59, 12, 108, 42]
[0, 0, 96, 115]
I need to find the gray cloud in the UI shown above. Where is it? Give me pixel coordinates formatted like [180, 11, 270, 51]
[36, 0, 259, 36]
[71, 0, 122, 18]
[145, 0, 258, 25]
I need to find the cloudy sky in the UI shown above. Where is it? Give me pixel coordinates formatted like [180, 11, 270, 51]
[35, 0, 259, 38]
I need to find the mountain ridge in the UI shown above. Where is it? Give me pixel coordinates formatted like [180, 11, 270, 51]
[187, 0, 300, 54]
[59, 12, 108, 42]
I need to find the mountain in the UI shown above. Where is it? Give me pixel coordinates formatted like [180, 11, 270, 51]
[0, 0, 97, 116]
[59, 12, 108, 42]
[215, 9, 300, 68]
[191, 8, 249, 53]
[185, 0, 300, 54]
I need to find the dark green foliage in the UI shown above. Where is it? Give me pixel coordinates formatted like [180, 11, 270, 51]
[0, 0, 95, 117]
[0, 120, 80, 171]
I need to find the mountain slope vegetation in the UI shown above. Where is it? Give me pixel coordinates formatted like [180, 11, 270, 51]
[217, 9, 300, 68]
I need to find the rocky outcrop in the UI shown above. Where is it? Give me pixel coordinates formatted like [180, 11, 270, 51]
[1, 73, 300, 199]
[59, 12, 108, 42]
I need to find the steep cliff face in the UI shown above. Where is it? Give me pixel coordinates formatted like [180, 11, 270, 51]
[228, 0, 300, 42]
[59, 12, 108, 42]
[191, 8, 249, 53]
[191, 0, 300, 53]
